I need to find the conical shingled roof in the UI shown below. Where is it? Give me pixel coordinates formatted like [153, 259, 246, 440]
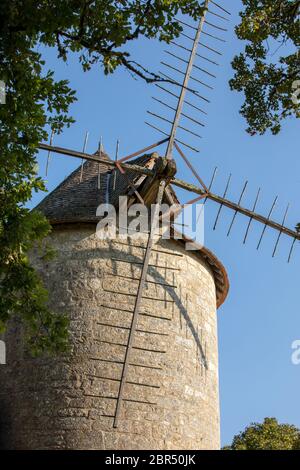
[35, 152, 229, 306]
[35, 153, 156, 224]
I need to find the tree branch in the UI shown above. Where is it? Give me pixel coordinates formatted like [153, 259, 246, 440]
[55, 29, 196, 88]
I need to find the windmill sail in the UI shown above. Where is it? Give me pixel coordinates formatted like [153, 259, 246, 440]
[146, 0, 230, 155]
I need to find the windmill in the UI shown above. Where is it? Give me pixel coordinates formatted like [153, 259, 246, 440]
[37, 0, 299, 433]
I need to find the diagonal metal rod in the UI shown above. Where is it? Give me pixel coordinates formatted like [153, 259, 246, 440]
[80, 131, 89, 182]
[45, 129, 54, 177]
[97, 137, 102, 189]
[159, 71, 210, 102]
[198, 41, 223, 55]
[145, 122, 171, 138]
[243, 188, 261, 244]
[152, 97, 205, 127]
[208, 167, 218, 192]
[257, 196, 278, 250]
[196, 166, 218, 224]
[165, 0, 210, 159]
[160, 193, 208, 226]
[144, 122, 200, 153]
[288, 238, 297, 263]
[147, 110, 202, 138]
[157, 71, 200, 96]
[177, 19, 226, 42]
[207, 9, 229, 21]
[161, 61, 214, 89]
[227, 181, 248, 237]
[113, 179, 167, 428]
[174, 142, 208, 191]
[202, 30, 226, 43]
[181, 32, 222, 55]
[272, 204, 290, 257]
[115, 161, 144, 204]
[205, 19, 228, 31]
[164, 50, 216, 78]
[171, 40, 220, 65]
[113, 139, 119, 191]
[178, 17, 228, 31]
[211, 0, 231, 16]
[213, 173, 232, 230]
[117, 138, 169, 164]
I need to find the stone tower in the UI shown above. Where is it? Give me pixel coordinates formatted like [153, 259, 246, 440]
[0, 153, 228, 450]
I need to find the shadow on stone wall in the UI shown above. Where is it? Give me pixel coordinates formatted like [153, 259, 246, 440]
[99, 241, 209, 369]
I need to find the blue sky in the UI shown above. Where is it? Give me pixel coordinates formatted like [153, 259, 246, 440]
[30, 1, 299, 446]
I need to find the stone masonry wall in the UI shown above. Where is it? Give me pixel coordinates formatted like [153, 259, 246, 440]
[0, 225, 220, 450]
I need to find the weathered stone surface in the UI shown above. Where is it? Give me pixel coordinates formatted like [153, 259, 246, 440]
[0, 227, 221, 450]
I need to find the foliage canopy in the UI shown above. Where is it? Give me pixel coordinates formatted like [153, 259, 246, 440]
[224, 417, 300, 450]
[230, 0, 300, 135]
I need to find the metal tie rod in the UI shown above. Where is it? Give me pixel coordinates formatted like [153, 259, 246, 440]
[117, 137, 169, 164]
[227, 181, 248, 237]
[170, 41, 220, 66]
[196, 166, 218, 224]
[160, 69, 210, 102]
[257, 196, 278, 250]
[154, 84, 207, 118]
[113, 139, 120, 191]
[213, 173, 232, 230]
[204, 20, 228, 32]
[288, 238, 297, 263]
[80, 131, 89, 182]
[97, 136, 103, 189]
[202, 30, 226, 43]
[158, 70, 205, 98]
[243, 188, 261, 244]
[152, 96, 205, 127]
[272, 204, 290, 257]
[174, 142, 208, 191]
[45, 129, 54, 177]
[147, 111, 203, 139]
[211, 1, 231, 16]
[207, 9, 230, 21]
[144, 122, 200, 153]
[164, 50, 217, 78]
[181, 32, 223, 56]
[160, 65, 214, 95]
[178, 19, 226, 42]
